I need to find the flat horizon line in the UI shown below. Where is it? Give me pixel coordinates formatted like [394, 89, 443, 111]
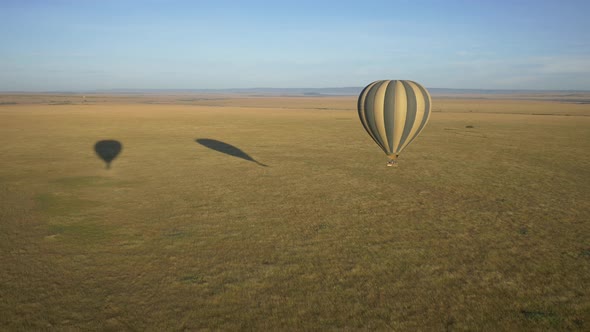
[1, 87, 589, 95]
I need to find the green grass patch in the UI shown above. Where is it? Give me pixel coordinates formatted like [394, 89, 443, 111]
[47, 222, 111, 243]
[179, 275, 204, 284]
[35, 193, 99, 216]
[521, 310, 562, 327]
[52, 176, 110, 187]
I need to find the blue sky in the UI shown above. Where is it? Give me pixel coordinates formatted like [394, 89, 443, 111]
[1, 0, 589, 91]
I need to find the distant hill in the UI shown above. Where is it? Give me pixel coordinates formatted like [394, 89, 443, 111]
[94, 87, 363, 96]
[92, 87, 588, 97]
[4, 87, 588, 97]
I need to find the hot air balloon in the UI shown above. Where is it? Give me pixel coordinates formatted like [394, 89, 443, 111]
[357, 80, 431, 166]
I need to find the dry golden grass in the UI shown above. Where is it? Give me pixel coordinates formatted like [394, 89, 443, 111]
[433, 98, 590, 116]
[1, 95, 589, 330]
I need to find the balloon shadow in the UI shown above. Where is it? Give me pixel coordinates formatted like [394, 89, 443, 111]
[94, 140, 122, 169]
[196, 138, 268, 167]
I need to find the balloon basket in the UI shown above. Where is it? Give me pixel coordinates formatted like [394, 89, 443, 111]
[386, 159, 398, 167]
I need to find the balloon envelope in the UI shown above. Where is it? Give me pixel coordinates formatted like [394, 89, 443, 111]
[357, 80, 431, 159]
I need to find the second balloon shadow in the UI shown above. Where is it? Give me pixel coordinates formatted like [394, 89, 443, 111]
[195, 138, 268, 167]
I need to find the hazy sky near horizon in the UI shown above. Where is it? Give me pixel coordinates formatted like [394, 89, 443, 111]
[1, 0, 589, 91]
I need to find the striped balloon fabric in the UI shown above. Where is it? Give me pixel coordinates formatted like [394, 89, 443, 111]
[357, 80, 431, 159]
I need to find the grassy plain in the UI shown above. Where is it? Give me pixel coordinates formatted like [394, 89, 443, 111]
[1, 94, 589, 330]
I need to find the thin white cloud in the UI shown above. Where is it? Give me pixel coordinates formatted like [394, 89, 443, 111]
[434, 54, 590, 89]
[533, 56, 590, 74]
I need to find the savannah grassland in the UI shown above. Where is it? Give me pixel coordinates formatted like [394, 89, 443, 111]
[1, 93, 589, 331]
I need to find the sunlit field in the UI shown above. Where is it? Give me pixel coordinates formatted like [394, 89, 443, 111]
[1, 94, 589, 330]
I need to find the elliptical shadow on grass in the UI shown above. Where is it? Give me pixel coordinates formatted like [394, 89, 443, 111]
[196, 138, 268, 167]
[94, 140, 122, 169]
